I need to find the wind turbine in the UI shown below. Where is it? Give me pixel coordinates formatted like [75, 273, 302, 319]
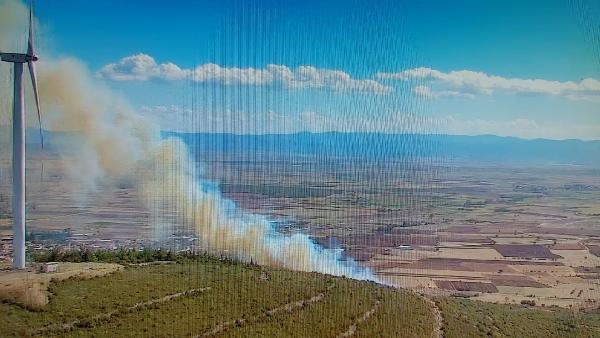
[0, 1, 43, 269]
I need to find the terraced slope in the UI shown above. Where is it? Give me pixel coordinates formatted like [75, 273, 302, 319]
[3, 258, 598, 337]
[0, 259, 434, 337]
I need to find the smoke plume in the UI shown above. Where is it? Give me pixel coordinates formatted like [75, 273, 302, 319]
[1, 0, 372, 280]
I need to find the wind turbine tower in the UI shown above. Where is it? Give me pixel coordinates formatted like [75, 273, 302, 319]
[0, 2, 42, 269]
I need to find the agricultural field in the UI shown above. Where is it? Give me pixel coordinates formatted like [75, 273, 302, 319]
[202, 157, 600, 310]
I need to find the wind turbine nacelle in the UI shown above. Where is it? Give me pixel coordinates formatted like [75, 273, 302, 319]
[0, 52, 38, 63]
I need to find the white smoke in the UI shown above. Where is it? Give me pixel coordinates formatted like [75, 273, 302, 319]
[1, 0, 373, 280]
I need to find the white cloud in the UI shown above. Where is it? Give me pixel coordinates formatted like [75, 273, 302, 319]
[278, 65, 389, 93]
[99, 54, 391, 94]
[413, 85, 475, 100]
[192, 63, 273, 85]
[378, 67, 600, 100]
[139, 105, 251, 133]
[97, 54, 188, 81]
[140, 104, 195, 116]
[140, 104, 438, 135]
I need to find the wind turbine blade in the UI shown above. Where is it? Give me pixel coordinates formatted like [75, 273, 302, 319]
[27, 1, 34, 56]
[28, 61, 43, 148]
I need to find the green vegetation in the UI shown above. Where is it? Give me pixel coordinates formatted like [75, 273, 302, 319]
[438, 297, 600, 338]
[32, 248, 188, 264]
[0, 258, 433, 337]
[5, 250, 600, 337]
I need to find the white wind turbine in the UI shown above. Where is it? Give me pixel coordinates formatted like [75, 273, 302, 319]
[0, 1, 43, 269]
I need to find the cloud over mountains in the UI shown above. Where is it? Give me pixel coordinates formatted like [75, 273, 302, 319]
[98, 53, 392, 94]
[378, 67, 600, 101]
[99, 55, 600, 101]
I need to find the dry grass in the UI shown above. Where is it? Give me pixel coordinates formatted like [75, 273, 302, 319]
[0, 263, 122, 309]
[0, 280, 48, 309]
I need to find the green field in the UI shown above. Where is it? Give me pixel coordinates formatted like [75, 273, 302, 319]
[2, 258, 600, 337]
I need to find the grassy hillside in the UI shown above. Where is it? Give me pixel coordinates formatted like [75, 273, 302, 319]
[438, 298, 600, 338]
[0, 257, 434, 337]
[2, 256, 600, 337]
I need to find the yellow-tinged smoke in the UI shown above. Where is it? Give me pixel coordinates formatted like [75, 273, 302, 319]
[39, 58, 158, 190]
[1, 0, 372, 279]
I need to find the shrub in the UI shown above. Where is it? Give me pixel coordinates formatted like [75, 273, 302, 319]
[520, 299, 536, 306]
[31, 248, 218, 265]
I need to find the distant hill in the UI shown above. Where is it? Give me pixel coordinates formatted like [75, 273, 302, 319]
[3, 127, 598, 167]
[165, 132, 600, 167]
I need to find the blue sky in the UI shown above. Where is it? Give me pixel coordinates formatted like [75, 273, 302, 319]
[31, 0, 600, 139]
